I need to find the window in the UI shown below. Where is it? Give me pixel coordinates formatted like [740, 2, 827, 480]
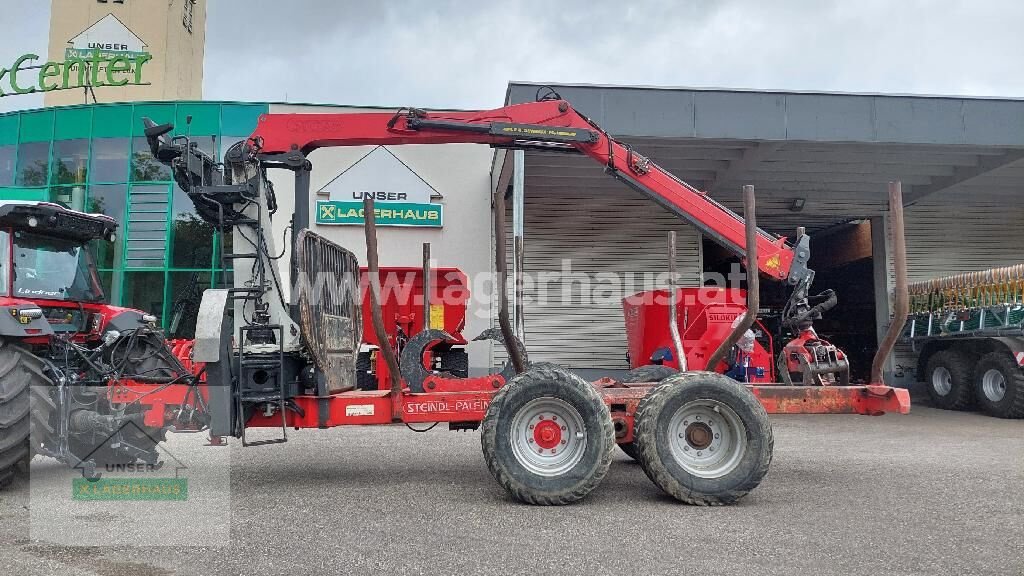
[131, 137, 171, 182]
[0, 146, 14, 186]
[122, 271, 164, 321]
[12, 231, 104, 302]
[89, 138, 129, 183]
[51, 139, 89, 185]
[167, 271, 212, 338]
[49, 185, 87, 210]
[171, 184, 214, 268]
[16, 142, 50, 186]
[87, 184, 127, 270]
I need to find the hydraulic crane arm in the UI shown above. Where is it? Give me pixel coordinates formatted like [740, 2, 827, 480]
[247, 99, 810, 284]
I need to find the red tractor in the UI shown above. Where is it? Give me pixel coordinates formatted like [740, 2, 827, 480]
[0, 201, 199, 486]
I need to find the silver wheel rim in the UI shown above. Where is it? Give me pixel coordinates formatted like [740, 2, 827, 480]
[981, 368, 1006, 402]
[931, 366, 952, 396]
[510, 397, 587, 477]
[667, 399, 747, 479]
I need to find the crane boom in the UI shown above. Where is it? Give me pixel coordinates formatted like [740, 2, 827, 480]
[247, 99, 809, 284]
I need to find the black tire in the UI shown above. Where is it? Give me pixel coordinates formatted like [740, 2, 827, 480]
[438, 348, 469, 378]
[0, 340, 53, 488]
[481, 363, 614, 505]
[633, 371, 773, 505]
[619, 364, 678, 461]
[973, 352, 1024, 419]
[69, 422, 166, 466]
[355, 351, 377, 391]
[621, 364, 678, 384]
[924, 349, 975, 410]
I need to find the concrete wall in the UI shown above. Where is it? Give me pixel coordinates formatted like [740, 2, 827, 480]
[45, 0, 205, 106]
[267, 104, 496, 373]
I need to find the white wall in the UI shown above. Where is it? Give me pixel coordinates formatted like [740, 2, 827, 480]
[265, 104, 496, 373]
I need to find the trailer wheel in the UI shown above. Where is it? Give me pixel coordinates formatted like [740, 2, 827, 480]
[481, 364, 614, 505]
[633, 371, 772, 505]
[0, 341, 52, 488]
[618, 364, 678, 461]
[924, 349, 974, 410]
[973, 352, 1024, 419]
[621, 364, 677, 384]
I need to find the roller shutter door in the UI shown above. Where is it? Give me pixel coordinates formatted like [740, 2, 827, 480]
[497, 162, 702, 369]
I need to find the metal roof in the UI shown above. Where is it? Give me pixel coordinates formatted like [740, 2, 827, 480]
[505, 82, 1024, 234]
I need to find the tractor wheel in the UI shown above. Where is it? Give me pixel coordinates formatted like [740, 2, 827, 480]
[924, 349, 975, 410]
[633, 371, 773, 505]
[621, 364, 678, 384]
[618, 364, 678, 461]
[0, 340, 53, 488]
[973, 352, 1024, 419]
[355, 351, 377, 391]
[481, 363, 614, 505]
[438, 348, 469, 378]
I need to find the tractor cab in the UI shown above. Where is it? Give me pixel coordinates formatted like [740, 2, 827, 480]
[0, 201, 126, 336]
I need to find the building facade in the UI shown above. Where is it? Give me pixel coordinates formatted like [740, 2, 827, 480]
[0, 100, 264, 338]
[43, 0, 205, 107]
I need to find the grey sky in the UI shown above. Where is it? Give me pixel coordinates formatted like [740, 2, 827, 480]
[2, 0, 1023, 114]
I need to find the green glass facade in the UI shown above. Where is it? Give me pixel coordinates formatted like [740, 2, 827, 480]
[0, 101, 268, 338]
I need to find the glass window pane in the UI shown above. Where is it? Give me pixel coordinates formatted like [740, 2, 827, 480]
[16, 142, 50, 186]
[122, 271, 165, 321]
[171, 184, 214, 268]
[167, 271, 212, 338]
[49, 185, 87, 211]
[51, 139, 89, 185]
[89, 138, 129, 183]
[131, 137, 171, 182]
[87, 184, 127, 270]
[95, 269, 113, 301]
[0, 146, 14, 186]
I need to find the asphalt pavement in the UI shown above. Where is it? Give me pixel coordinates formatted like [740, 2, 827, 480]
[1, 405, 1022, 576]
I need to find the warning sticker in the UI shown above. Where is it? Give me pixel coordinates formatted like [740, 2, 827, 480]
[345, 404, 375, 417]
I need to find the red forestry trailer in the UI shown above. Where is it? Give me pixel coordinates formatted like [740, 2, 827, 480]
[0, 93, 911, 506]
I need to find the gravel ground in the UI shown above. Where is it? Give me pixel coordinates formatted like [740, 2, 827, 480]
[1, 405, 1021, 576]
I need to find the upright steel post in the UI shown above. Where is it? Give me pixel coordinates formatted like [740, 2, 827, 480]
[667, 231, 687, 371]
[422, 242, 431, 330]
[870, 181, 908, 385]
[494, 188, 526, 374]
[707, 185, 760, 372]
[363, 197, 403, 415]
[512, 149, 526, 341]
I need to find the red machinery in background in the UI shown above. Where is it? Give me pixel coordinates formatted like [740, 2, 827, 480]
[357, 266, 470, 390]
[623, 288, 774, 383]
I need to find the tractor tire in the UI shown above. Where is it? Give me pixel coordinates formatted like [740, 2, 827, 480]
[481, 363, 614, 505]
[621, 364, 678, 384]
[0, 341, 53, 488]
[973, 352, 1024, 419]
[924, 349, 975, 411]
[618, 364, 678, 461]
[355, 351, 377, 391]
[438, 348, 470, 378]
[633, 371, 773, 505]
